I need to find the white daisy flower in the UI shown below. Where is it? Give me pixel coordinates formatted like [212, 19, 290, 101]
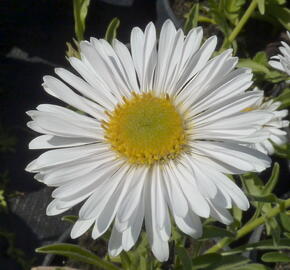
[269, 31, 290, 79]
[243, 90, 289, 155]
[26, 20, 272, 261]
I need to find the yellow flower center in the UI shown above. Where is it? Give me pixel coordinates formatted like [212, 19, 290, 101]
[103, 92, 186, 165]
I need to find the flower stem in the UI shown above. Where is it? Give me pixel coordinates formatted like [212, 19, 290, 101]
[205, 198, 290, 254]
[220, 0, 258, 51]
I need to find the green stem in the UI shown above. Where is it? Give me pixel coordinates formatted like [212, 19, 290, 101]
[220, 0, 258, 51]
[205, 198, 290, 254]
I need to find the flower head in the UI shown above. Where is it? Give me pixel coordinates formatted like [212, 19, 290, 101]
[269, 31, 290, 78]
[244, 89, 289, 155]
[26, 20, 272, 261]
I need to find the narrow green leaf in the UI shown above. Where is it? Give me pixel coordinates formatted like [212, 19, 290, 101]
[222, 238, 290, 255]
[105, 18, 120, 44]
[274, 143, 290, 159]
[36, 243, 120, 270]
[238, 59, 269, 74]
[231, 206, 242, 229]
[224, 0, 246, 25]
[266, 217, 281, 246]
[248, 194, 277, 203]
[262, 163, 279, 195]
[280, 212, 290, 232]
[73, 0, 91, 41]
[191, 253, 222, 269]
[240, 173, 264, 196]
[61, 215, 78, 224]
[253, 51, 267, 64]
[275, 88, 290, 109]
[206, 254, 250, 270]
[256, 0, 265, 14]
[271, 0, 286, 4]
[184, 4, 199, 34]
[176, 246, 192, 270]
[262, 252, 290, 262]
[235, 263, 270, 270]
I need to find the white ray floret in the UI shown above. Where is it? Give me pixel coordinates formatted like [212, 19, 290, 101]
[269, 31, 290, 80]
[26, 20, 272, 261]
[244, 89, 289, 155]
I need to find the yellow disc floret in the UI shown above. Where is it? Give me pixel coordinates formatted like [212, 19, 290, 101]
[103, 92, 186, 165]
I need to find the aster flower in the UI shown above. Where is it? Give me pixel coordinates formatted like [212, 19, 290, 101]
[26, 20, 272, 261]
[269, 31, 290, 79]
[244, 90, 289, 155]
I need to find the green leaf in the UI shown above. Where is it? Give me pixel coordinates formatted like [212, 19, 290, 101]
[184, 4, 199, 34]
[207, 0, 233, 37]
[248, 194, 277, 203]
[235, 263, 270, 270]
[269, 0, 286, 4]
[238, 59, 269, 74]
[262, 251, 290, 262]
[201, 225, 236, 240]
[274, 143, 290, 159]
[256, 0, 265, 14]
[222, 238, 290, 255]
[105, 18, 120, 44]
[191, 253, 222, 269]
[253, 51, 267, 64]
[240, 173, 264, 196]
[232, 206, 243, 228]
[224, 0, 246, 25]
[262, 163, 279, 195]
[73, 0, 91, 41]
[280, 212, 290, 232]
[176, 246, 192, 270]
[275, 88, 290, 109]
[269, 5, 290, 30]
[207, 254, 250, 270]
[266, 217, 281, 246]
[36, 243, 120, 270]
[120, 252, 131, 270]
[61, 215, 78, 224]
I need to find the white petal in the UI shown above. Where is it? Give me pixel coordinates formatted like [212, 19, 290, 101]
[171, 159, 210, 218]
[25, 143, 109, 172]
[174, 210, 202, 238]
[163, 164, 189, 217]
[29, 135, 96, 149]
[113, 39, 140, 93]
[175, 35, 217, 92]
[42, 76, 103, 119]
[208, 200, 233, 225]
[55, 67, 115, 110]
[192, 141, 271, 172]
[108, 225, 123, 257]
[71, 219, 95, 239]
